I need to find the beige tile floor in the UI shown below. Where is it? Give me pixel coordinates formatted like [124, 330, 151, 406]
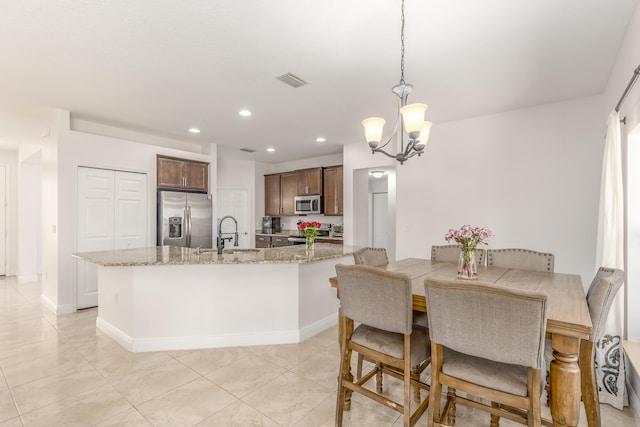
[0, 276, 638, 426]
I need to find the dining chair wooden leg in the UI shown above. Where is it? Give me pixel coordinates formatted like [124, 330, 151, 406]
[579, 339, 600, 427]
[335, 327, 349, 426]
[427, 344, 443, 427]
[411, 367, 421, 403]
[446, 387, 456, 426]
[490, 402, 500, 427]
[528, 367, 542, 427]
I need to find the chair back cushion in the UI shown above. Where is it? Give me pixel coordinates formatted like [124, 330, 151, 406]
[486, 248, 554, 272]
[336, 264, 412, 335]
[431, 245, 486, 267]
[353, 247, 388, 267]
[586, 267, 624, 342]
[424, 279, 548, 368]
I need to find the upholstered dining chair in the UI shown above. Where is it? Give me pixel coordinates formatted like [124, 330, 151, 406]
[353, 246, 388, 266]
[335, 264, 430, 427]
[353, 246, 427, 391]
[546, 267, 624, 427]
[431, 244, 486, 267]
[487, 248, 554, 272]
[424, 278, 548, 427]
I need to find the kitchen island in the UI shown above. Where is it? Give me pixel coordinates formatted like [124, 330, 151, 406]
[73, 244, 358, 352]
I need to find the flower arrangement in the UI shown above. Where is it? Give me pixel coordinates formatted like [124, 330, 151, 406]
[445, 225, 494, 280]
[445, 224, 494, 251]
[299, 221, 321, 239]
[299, 221, 321, 252]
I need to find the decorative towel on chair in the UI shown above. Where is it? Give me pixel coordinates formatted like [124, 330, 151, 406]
[595, 110, 627, 409]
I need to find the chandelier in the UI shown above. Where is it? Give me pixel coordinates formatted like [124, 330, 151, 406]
[362, 0, 433, 165]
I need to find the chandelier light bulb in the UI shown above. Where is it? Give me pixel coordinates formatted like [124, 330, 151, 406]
[362, 117, 386, 147]
[415, 121, 433, 148]
[400, 103, 428, 135]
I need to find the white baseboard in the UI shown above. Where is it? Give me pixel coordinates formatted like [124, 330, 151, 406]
[96, 317, 134, 351]
[97, 316, 305, 352]
[39, 294, 74, 315]
[299, 313, 338, 342]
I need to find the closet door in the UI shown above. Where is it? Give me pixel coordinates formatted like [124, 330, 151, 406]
[76, 167, 148, 309]
[77, 167, 115, 309]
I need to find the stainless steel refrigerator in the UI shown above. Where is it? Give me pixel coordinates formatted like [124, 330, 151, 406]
[157, 191, 213, 248]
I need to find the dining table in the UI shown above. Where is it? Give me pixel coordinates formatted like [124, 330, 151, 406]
[329, 258, 593, 427]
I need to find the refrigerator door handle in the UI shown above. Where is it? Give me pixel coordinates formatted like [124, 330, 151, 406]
[185, 206, 191, 247]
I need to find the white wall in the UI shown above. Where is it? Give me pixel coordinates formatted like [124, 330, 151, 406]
[345, 95, 604, 285]
[18, 153, 41, 281]
[0, 150, 19, 277]
[40, 109, 218, 313]
[217, 159, 257, 245]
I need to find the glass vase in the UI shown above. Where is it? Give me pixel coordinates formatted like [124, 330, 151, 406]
[457, 248, 478, 280]
[306, 236, 315, 255]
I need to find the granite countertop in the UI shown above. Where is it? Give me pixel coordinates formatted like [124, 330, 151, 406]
[73, 244, 360, 267]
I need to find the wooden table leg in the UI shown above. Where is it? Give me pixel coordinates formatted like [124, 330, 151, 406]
[550, 334, 582, 427]
[579, 339, 600, 427]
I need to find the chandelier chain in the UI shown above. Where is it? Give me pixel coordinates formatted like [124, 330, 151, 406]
[400, 0, 405, 84]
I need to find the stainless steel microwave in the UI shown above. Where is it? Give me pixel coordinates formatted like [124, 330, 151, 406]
[294, 195, 322, 215]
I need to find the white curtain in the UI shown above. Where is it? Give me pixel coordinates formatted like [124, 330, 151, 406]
[595, 110, 627, 409]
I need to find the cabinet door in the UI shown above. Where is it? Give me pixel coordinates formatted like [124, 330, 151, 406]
[323, 166, 343, 215]
[297, 168, 323, 195]
[183, 161, 208, 192]
[306, 168, 323, 194]
[280, 173, 298, 215]
[157, 157, 184, 189]
[271, 236, 289, 247]
[335, 166, 343, 215]
[256, 235, 271, 248]
[264, 174, 282, 215]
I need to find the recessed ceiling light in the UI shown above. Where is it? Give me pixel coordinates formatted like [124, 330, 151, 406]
[316, 137, 326, 142]
[239, 110, 252, 117]
[371, 170, 385, 178]
[188, 128, 200, 133]
[267, 148, 275, 152]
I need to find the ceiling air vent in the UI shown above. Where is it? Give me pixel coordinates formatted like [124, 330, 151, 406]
[240, 148, 256, 153]
[276, 72, 308, 88]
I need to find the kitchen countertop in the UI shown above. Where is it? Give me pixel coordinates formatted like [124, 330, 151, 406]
[73, 244, 359, 267]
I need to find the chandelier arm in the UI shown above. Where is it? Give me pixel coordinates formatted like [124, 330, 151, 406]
[371, 147, 402, 160]
[374, 102, 402, 152]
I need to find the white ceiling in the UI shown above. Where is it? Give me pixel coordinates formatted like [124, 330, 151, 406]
[0, 0, 636, 163]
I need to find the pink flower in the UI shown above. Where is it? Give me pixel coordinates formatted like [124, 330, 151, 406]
[445, 225, 494, 250]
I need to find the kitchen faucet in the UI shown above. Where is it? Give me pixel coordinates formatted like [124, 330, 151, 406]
[217, 215, 239, 254]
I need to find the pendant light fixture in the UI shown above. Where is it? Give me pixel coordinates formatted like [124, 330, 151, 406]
[362, 0, 433, 165]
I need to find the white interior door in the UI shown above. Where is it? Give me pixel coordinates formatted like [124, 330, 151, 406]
[0, 165, 6, 275]
[77, 167, 148, 309]
[114, 171, 148, 250]
[217, 188, 250, 248]
[77, 167, 115, 308]
[371, 192, 389, 251]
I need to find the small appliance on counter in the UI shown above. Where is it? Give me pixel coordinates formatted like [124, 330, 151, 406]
[261, 216, 282, 234]
[332, 224, 344, 237]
